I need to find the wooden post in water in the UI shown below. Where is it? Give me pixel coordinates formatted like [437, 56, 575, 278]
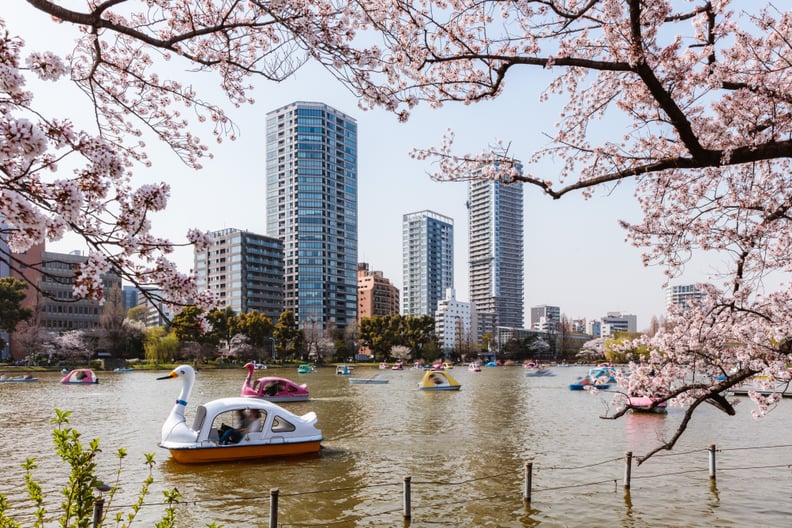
[92, 498, 104, 528]
[403, 476, 412, 519]
[708, 444, 717, 481]
[623, 451, 633, 489]
[523, 461, 533, 503]
[269, 488, 279, 528]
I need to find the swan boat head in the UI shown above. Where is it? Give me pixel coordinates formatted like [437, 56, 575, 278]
[158, 364, 199, 445]
[243, 361, 256, 387]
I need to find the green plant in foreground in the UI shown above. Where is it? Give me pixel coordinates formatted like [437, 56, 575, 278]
[0, 409, 220, 528]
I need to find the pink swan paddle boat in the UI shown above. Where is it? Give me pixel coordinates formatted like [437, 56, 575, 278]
[241, 362, 310, 402]
[61, 368, 99, 384]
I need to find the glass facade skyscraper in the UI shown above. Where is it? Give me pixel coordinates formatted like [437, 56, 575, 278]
[468, 167, 524, 331]
[402, 210, 454, 317]
[265, 102, 358, 330]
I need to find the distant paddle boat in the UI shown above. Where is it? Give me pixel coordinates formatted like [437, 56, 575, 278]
[113, 367, 133, 373]
[418, 370, 461, 391]
[429, 360, 445, 371]
[569, 367, 615, 390]
[625, 396, 668, 414]
[391, 361, 405, 371]
[335, 364, 354, 375]
[297, 364, 316, 374]
[0, 373, 38, 383]
[349, 376, 389, 384]
[524, 367, 555, 377]
[61, 369, 99, 384]
[468, 362, 482, 372]
[158, 365, 322, 463]
[241, 362, 310, 402]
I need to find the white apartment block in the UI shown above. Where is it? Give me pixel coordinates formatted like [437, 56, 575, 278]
[530, 305, 560, 331]
[599, 312, 637, 337]
[435, 288, 477, 354]
[666, 283, 707, 312]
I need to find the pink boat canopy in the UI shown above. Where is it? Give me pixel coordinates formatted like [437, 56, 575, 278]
[61, 369, 99, 384]
[241, 363, 309, 402]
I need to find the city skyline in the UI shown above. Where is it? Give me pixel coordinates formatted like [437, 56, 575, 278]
[8, 5, 692, 330]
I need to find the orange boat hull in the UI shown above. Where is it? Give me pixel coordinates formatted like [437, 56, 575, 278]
[166, 441, 322, 464]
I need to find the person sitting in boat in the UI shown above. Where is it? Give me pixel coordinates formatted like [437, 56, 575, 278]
[220, 409, 263, 444]
[220, 410, 248, 445]
[263, 381, 279, 396]
[245, 409, 263, 433]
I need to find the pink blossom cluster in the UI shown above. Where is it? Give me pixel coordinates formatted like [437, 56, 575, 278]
[0, 16, 214, 311]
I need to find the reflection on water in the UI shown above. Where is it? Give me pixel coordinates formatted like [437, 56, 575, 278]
[1, 365, 791, 526]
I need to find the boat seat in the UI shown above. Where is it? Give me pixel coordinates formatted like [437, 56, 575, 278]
[208, 428, 220, 443]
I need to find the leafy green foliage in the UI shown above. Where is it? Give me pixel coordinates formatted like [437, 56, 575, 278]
[273, 311, 303, 359]
[170, 306, 206, 343]
[0, 410, 212, 527]
[0, 277, 33, 349]
[235, 311, 274, 348]
[359, 315, 438, 360]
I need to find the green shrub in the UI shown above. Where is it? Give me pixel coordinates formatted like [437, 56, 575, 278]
[0, 409, 218, 528]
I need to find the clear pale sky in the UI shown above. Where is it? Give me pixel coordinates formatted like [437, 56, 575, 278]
[8, 4, 716, 330]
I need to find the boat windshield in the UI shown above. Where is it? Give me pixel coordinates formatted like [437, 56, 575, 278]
[192, 405, 208, 431]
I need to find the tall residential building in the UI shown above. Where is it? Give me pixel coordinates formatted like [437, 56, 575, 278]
[435, 288, 477, 355]
[265, 102, 358, 330]
[468, 167, 524, 333]
[5, 240, 44, 360]
[357, 263, 400, 318]
[530, 304, 561, 331]
[39, 250, 122, 331]
[666, 284, 707, 312]
[402, 210, 454, 317]
[194, 228, 284, 321]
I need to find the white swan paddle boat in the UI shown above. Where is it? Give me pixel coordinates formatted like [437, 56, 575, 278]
[158, 365, 323, 464]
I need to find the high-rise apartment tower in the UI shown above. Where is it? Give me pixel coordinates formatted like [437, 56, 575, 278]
[265, 102, 358, 330]
[468, 167, 525, 332]
[402, 210, 454, 317]
[194, 228, 284, 321]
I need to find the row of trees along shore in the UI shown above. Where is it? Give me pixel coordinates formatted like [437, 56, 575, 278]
[3, 277, 474, 365]
[4, 276, 643, 367]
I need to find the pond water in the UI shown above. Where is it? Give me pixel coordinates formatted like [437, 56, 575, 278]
[1, 364, 790, 527]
